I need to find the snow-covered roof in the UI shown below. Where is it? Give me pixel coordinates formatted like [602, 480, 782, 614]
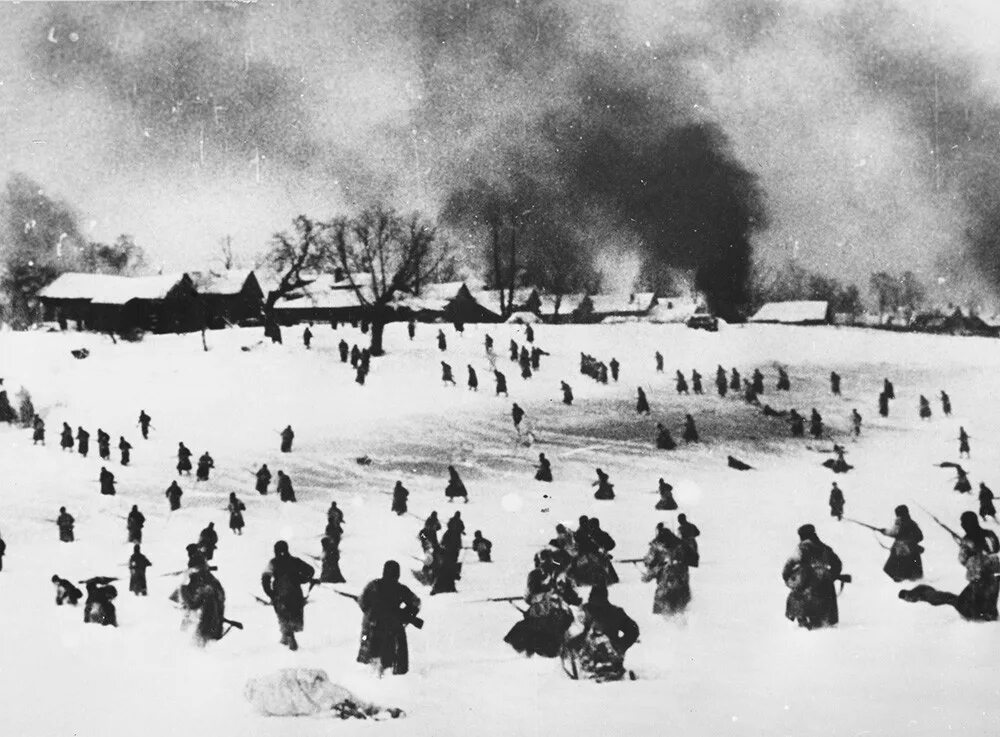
[473, 288, 537, 316]
[274, 282, 364, 310]
[188, 269, 257, 296]
[587, 292, 657, 315]
[38, 272, 190, 304]
[749, 301, 830, 324]
[647, 296, 700, 323]
[537, 294, 587, 315]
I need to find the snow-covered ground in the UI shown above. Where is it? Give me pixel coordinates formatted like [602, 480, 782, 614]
[0, 321, 998, 737]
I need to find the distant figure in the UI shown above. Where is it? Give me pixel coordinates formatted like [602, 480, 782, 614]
[467, 365, 478, 391]
[355, 364, 367, 386]
[691, 370, 703, 395]
[485, 333, 494, 352]
[715, 365, 728, 397]
[655, 423, 676, 450]
[526, 324, 535, 343]
[751, 369, 764, 395]
[60, 422, 73, 451]
[809, 409, 823, 439]
[126, 505, 144, 544]
[57, 506, 74, 542]
[851, 409, 862, 438]
[441, 362, 456, 386]
[138, 410, 152, 439]
[830, 372, 841, 396]
[561, 381, 573, 405]
[677, 514, 700, 568]
[99, 466, 116, 496]
[196, 452, 214, 481]
[32, 415, 45, 445]
[302, 325, 313, 349]
[535, 453, 553, 482]
[777, 368, 790, 391]
[52, 575, 83, 606]
[829, 483, 845, 521]
[437, 330, 447, 352]
[494, 370, 508, 397]
[97, 429, 111, 460]
[262, 540, 316, 651]
[878, 505, 923, 582]
[727, 455, 753, 471]
[228, 493, 246, 535]
[655, 478, 677, 510]
[655, 351, 664, 373]
[593, 468, 615, 500]
[729, 368, 741, 392]
[958, 427, 970, 458]
[320, 536, 345, 584]
[512, 403, 525, 432]
[609, 358, 619, 382]
[940, 391, 952, 417]
[356, 560, 422, 676]
[255, 463, 272, 495]
[391, 481, 409, 516]
[782, 524, 843, 630]
[883, 378, 895, 400]
[878, 392, 889, 418]
[166, 481, 183, 511]
[280, 425, 294, 453]
[510, 340, 519, 362]
[979, 483, 998, 523]
[277, 470, 296, 503]
[954, 467, 972, 494]
[636, 387, 650, 415]
[118, 436, 132, 466]
[445, 466, 468, 503]
[177, 442, 193, 475]
[129, 545, 151, 596]
[83, 581, 118, 627]
[77, 427, 90, 458]
[682, 415, 699, 443]
[338, 339, 349, 363]
[918, 395, 931, 420]
[407, 320, 415, 340]
[675, 371, 688, 395]
[472, 531, 492, 562]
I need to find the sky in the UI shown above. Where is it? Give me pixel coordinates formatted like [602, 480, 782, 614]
[1, 0, 999, 302]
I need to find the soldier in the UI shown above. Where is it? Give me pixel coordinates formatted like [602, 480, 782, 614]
[437, 329, 447, 352]
[228, 493, 246, 535]
[32, 415, 45, 445]
[940, 390, 952, 417]
[52, 575, 83, 606]
[173, 556, 227, 646]
[520, 354, 533, 380]
[255, 463, 272, 495]
[682, 414, 699, 443]
[564, 583, 639, 682]
[561, 381, 573, 405]
[636, 387, 650, 415]
[280, 425, 294, 453]
[883, 377, 895, 400]
[530, 347, 549, 371]
[128, 544, 151, 596]
[655, 422, 676, 450]
[655, 351, 664, 373]
[261, 540, 315, 651]
[642, 526, 691, 617]
[60, 422, 74, 451]
[83, 581, 118, 627]
[99, 467, 116, 496]
[592, 468, 615, 500]
[350, 344, 361, 368]
[878, 505, 923, 582]
[830, 372, 841, 396]
[677, 513, 700, 568]
[751, 369, 765, 395]
[979, 483, 998, 523]
[138, 410, 152, 439]
[126, 505, 144, 543]
[391, 481, 409, 516]
[407, 320, 416, 341]
[77, 426, 90, 458]
[715, 365, 728, 397]
[789, 409, 805, 437]
[655, 478, 678, 510]
[919, 395, 931, 420]
[277, 470, 296, 502]
[777, 368, 790, 391]
[319, 535, 346, 584]
[97, 429, 111, 460]
[609, 358, 620, 382]
[445, 466, 468, 503]
[441, 362, 456, 386]
[959, 427, 971, 458]
[119, 436, 132, 466]
[829, 483, 845, 521]
[338, 339, 349, 363]
[484, 333, 494, 353]
[302, 325, 313, 349]
[899, 512, 999, 621]
[878, 391, 889, 418]
[467, 365, 478, 391]
[535, 452, 553, 482]
[327, 501, 345, 530]
[809, 409, 823, 439]
[166, 480, 183, 511]
[781, 524, 843, 630]
[729, 368, 741, 392]
[692, 370, 703, 395]
[494, 370, 508, 397]
[743, 380, 760, 406]
[526, 324, 535, 343]
[510, 340, 519, 362]
[675, 371, 688, 395]
[196, 452, 214, 481]
[598, 363, 608, 384]
[199, 522, 219, 561]
[851, 409, 862, 438]
[177, 442, 193, 475]
[472, 530, 492, 562]
[954, 467, 972, 494]
[356, 560, 422, 676]
[512, 402, 525, 432]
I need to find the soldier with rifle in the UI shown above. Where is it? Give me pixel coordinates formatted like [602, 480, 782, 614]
[781, 524, 848, 630]
[847, 505, 924, 582]
[355, 560, 422, 676]
[261, 540, 315, 651]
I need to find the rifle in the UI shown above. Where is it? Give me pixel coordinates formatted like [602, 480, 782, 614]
[473, 595, 523, 603]
[845, 518, 884, 534]
[919, 505, 963, 543]
[220, 618, 244, 638]
[160, 565, 218, 577]
[835, 574, 852, 595]
[617, 558, 644, 565]
[334, 589, 424, 629]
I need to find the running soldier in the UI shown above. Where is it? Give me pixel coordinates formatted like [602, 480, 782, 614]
[940, 391, 952, 417]
[228, 493, 246, 534]
[642, 526, 691, 617]
[128, 545, 151, 596]
[441, 362, 456, 386]
[958, 427, 970, 458]
[655, 423, 676, 450]
[445, 466, 468, 503]
[563, 583, 639, 682]
[177, 442, 193, 475]
[256, 463, 272, 494]
[138, 410, 152, 439]
[609, 358, 619, 382]
[675, 371, 688, 395]
[261, 541, 316, 651]
[467, 365, 478, 391]
[682, 414, 699, 443]
[356, 560, 422, 676]
[166, 480, 183, 511]
[97, 429, 111, 460]
[60, 422, 73, 451]
[99, 467, 116, 496]
[878, 505, 923, 582]
[280, 425, 294, 452]
[979, 483, 998, 523]
[472, 530, 492, 562]
[655, 478, 678, 510]
[592, 468, 615, 500]
[391, 481, 409, 516]
[829, 483, 845, 521]
[277, 470, 296, 502]
[636, 387, 650, 415]
[535, 453, 553, 482]
[57, 507, 74, 542]
[561, 381, 573, 405]
[196, 452, 214, 481]
[127, 505, 144, 543]
[691, 370, 703, 395]
[494, 370, 508, 397]
[781, 524, 844, 630]
[119, 436, 132, 465]
[77, 426, 90, 457]
[512, 402, 525, 432]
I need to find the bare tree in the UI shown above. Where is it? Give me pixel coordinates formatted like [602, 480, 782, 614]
[262, 215, 329, 342]
[329, 205, 443, 355]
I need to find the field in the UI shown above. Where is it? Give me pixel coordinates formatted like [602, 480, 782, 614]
[0, 320, 998, 737]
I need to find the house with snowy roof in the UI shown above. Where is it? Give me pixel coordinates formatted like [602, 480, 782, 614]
[749, 300, 832, 325]
[188, 269, 264, 328]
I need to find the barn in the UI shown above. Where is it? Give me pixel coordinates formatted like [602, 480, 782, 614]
[189, 270, 264, 328]
[272, 276, 367, 325]
[749, 300, 832, 325]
